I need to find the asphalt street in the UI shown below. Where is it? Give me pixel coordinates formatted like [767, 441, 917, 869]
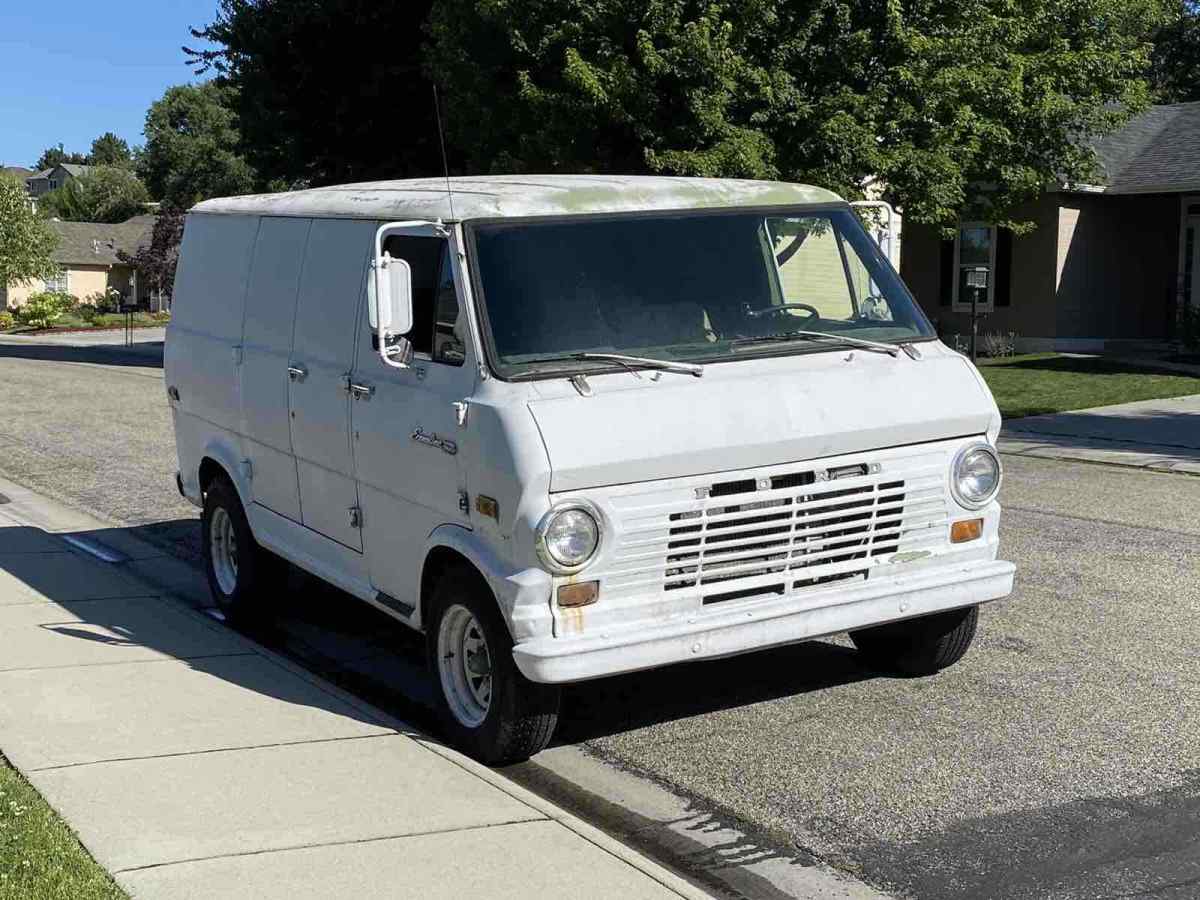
[1, 336, 1197, 899]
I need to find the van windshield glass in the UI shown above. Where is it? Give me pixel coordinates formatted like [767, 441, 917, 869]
[471, 208, 934, 377]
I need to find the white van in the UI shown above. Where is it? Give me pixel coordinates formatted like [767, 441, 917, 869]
[167, 175, 1015, 763]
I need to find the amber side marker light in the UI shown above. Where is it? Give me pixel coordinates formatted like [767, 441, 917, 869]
[951, 518, 984, 543]
[557, 581, 599, 608]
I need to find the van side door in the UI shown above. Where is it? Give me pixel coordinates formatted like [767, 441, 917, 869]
[350, 229, 475, 613]
[288, 218, 376, 551]
[239, 217, 310, 521]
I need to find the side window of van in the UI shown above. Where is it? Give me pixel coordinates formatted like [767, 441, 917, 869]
[383, 236, 464, 365]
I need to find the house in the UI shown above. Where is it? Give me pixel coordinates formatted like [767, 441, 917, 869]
[25, 163, 92, 198]
[1, 215, 156, 311]
[901, 101, 1200, 352]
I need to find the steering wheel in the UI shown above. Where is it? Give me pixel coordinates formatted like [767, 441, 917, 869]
[743, 303, 821, 320]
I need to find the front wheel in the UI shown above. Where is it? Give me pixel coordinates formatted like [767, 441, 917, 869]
[851, 605, 979, 676]
[426, 567, 559, 764]
[201, 474, 284, 625]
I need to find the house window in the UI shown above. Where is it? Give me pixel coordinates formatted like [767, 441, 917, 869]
[48, 179, 58, 190]
[44, 270, 69, 294]
[952, 224, 996, 313]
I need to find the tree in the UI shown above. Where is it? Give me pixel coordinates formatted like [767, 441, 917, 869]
[88, 132, 135, 168]
[1150, 1, 1200, 102]
[35, 145, 88, 171]
[41, 166, 151, 223]
[429, 0, 1166, 229]
[187, 1, 445, 187]
[118, 208, 185, 305]
[138, 82, 258, 208]
[0, 172, 59, 287]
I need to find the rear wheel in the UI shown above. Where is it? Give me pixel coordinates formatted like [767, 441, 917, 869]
[201, 474, 283, 624]
[851, 605, 979, 676]
[427, 567, 559, 764]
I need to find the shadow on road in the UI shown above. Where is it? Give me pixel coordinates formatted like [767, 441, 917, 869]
[0, 340, 164, 368]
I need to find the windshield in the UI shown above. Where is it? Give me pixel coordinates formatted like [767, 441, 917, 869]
[470, 207, 934, 377]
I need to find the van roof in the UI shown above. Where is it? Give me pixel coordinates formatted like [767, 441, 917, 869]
[190, 175, 844, 221]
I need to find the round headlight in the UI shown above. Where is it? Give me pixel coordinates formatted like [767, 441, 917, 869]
[537, 506, 600, 571]
[952, 443, 1001, 508]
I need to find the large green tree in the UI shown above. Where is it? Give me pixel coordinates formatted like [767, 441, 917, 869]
[429, 0, 1166, 228]
[41, 166, 150, 224]
[138, 81, 258, 207]
[88, 132, 135, 168]
[187, 0, 445, 187]
[1150, 1, 1200, 101]
[34, 145, 88, 171]
[0, 173, 58, 287]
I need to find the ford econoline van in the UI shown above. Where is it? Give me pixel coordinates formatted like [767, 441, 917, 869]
[166, 176, 1015, 764]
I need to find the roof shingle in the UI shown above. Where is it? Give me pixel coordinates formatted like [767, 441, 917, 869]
[49, 216, 156, 266]
[1091, 102, 1200, 194]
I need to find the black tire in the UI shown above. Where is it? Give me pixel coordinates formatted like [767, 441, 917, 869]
[851, 605, 979, 677]
[426, 566, 559, 765]
[200, 474, 283, 625]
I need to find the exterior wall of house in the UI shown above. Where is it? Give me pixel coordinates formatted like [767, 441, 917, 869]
[1055, 193, 1179, 343]
[3, 265, 130, 309]
[901, 196, 1059, 348]
[902, 193, 1180, 351]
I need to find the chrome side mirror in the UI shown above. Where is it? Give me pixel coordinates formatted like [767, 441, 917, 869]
[369, 250, 414, 370]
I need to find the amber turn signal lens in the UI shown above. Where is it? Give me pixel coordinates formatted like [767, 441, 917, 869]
[557, 581, 599, 608]
[950, 518, 984, 543]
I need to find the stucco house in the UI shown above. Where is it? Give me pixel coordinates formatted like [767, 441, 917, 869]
[1, 216, 156, 311]
[901, 101, 1200, 352]
[25, 163, 92, 198]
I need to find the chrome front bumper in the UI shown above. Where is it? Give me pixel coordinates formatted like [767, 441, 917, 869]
[512, 559, 1015, 683]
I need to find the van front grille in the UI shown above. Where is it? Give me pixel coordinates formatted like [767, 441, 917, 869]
[604, 452, 951, 606]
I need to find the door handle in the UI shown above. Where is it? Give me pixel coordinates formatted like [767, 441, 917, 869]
[287, 364, 308, 382]
[348, 381, 375, 400]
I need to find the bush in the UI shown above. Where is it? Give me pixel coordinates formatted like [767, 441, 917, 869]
[0, 311, 13, 331]
[78, 305, 98, 324]
[84, 288, 123, 313]
[43, 291, 79, 313]
[14, 293, 65, 329]
[1181, 302, 1199, 350]
[982, 331, 1018, 358]
[150, 310, 171, 323]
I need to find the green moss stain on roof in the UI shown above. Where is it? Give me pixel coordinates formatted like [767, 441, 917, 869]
[192, 175, 845, 221]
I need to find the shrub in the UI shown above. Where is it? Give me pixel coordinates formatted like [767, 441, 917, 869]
[83, 287, 123, 313]
[150, 310, 171, 322]
[0, 311, 13, 331]
[1181, 302, 1199, 350]
[14, 293, 64, 329]
[78, 305, 98, 324]
[982, 331, 1018, 358]
[43, 291, 79, 313]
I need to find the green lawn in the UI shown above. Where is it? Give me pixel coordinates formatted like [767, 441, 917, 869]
[978, 353, 1200, 419]
[0, 758, 125, 900]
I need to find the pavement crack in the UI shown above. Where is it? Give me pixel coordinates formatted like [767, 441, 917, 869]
[27, 732, 401, 773]
[112, 818, 550, 874]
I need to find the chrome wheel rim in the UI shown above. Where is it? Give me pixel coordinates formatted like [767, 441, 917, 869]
[437, 604, 492, 728]
[209, 506, 239, 596]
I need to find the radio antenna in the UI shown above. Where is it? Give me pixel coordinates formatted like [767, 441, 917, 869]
[433, 84, 456, 222]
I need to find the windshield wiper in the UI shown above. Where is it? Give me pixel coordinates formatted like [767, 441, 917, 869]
[569, 352, 704, 377]
[733, 330, 901, 357]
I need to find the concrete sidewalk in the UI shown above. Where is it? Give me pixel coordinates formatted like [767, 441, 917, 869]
[999, 394, 1200, 474]
[0, 480, 710, 900]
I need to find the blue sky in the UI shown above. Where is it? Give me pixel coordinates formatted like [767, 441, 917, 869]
[1, 1, 218, 169]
